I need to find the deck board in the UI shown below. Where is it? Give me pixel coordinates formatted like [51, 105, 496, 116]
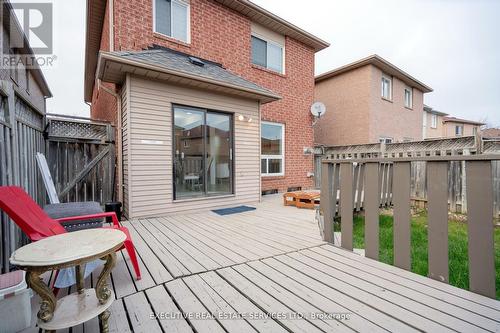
[24, 194, 499, 332]
[146, 285, 193, 333]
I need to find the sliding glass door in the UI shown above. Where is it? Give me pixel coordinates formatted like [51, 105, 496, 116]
[173, 105, 233, 200]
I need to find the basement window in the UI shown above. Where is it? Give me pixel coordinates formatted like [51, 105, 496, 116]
[154, 0, 190, 43]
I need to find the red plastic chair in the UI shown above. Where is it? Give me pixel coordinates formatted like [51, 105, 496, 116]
[0, 186, 141, 281]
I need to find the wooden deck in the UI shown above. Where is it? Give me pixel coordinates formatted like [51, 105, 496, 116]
[24, 195, 500, 332]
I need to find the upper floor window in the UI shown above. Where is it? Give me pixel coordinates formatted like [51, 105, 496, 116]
[381, 74, 392, 100]
[25, 69, 30, 93]
[379, 137, 393, 144]
[404, 87, 412, 108]
[261, 121, 284, 176]
[251, 35, 284, 74]
[154, 0, 190, 43]
[431, 114, 438, 128]
[9, 50, 19, 84]
[455, 125, 463, 136]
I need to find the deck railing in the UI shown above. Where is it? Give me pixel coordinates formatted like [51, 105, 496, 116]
[320, 154, 500, 298]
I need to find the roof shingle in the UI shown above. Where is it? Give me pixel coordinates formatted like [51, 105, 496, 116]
[110, 47, 278, 98]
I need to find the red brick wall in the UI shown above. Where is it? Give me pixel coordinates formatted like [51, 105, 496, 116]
[90, 0, 118, 124]
[92, 0, 316, 192]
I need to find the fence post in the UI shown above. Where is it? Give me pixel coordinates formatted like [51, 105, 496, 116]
[466, 160, 495, 298]
[393, 161, 411, 270]
[364, 162, 380, 260]
[320, 162, 334, 243]
[5, 83, 19, 263]
[427, 161, 449, 282]
[340, 162, 354, 250]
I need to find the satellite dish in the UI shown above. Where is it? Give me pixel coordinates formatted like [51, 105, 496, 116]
[310, 102, 326, 118]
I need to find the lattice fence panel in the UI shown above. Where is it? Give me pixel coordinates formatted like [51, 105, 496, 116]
[48, 119, 108, 140]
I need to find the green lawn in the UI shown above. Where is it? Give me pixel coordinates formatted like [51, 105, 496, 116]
[334, 214, 500, 299]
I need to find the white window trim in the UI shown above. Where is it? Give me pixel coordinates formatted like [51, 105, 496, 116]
[431, 114, 438, 129]
[404, 87, 413, 108]
[251, 32, 285, 75]
[379, 136, 393, 144]
[381, 74, 392, 100]
[152, 0, 191, 44]
[261, 121, 285, 177]
[455, 125, 464, 136]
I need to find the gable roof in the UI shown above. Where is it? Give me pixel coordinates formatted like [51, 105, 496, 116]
[97, 47, 281, 103]
[84, 0, 329, 103]
[315, 55, 433, 93]
[443, 116, 485, 126]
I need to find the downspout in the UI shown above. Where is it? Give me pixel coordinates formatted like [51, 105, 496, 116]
[98, 80, 123, 204]
[93, 0, 121, 202]
[109, 0, 114, 52]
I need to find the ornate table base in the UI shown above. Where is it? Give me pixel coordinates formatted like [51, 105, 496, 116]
[26, 252, 117, 332]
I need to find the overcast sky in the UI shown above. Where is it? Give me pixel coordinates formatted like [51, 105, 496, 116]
[23, 0, 500, 126]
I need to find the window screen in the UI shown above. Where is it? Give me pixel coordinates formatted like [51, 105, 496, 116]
[251, 36, 267, 68]
[172, 1, 188, 42]
[155, 0, 171, 36]
[267, 43, 283, 73]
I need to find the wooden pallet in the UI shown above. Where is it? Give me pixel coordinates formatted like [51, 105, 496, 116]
[283, 191, 320, 209]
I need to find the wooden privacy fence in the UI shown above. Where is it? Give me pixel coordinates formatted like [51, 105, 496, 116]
[45, 115, 115, 204]
[0, 111, 115, 273]
[320, 154, 500, 298]
[0, 92, 46, 274]
[315, 136, 500, 217]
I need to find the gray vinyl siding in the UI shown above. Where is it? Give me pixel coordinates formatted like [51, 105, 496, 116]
[125, 74, 261, 218]
[121, 78, 130, 217]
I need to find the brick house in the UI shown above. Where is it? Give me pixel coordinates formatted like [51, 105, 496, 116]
[84, 0, 328, 218]
[314, 55, 432, 146]
[422, 105, 485, 139]
[1, 0, 51, 117]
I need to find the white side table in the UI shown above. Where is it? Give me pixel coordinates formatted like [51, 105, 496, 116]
[10, 229, 126, 332]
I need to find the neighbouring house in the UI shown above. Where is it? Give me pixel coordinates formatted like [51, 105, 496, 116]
[481, 127, 500, 139]
[442, 116, 484, 138]
[314, 55, 433, 146]
[422, 105, 485, 139]
[84, 0, 329, 218]
[422, 105, 449, 139]
[0, 0, 52, 139]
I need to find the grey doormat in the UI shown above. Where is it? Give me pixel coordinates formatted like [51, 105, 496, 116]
[212, 205, 256, 216]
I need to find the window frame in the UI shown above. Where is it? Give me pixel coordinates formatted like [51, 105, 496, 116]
[404, 87, 413, 108]
[455, 125, 464, 136]
[9, 50, 18, 84]
[25, 68, 30, 94]
[381, 74, 392, 100]
[251, 33, 285, 74]
[153, 0, 191, 44]
[261, 121, 285, 177]
[379, 137, 393, 144]
[172, 104, 235, 200]
[431, 114, 438, 128]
